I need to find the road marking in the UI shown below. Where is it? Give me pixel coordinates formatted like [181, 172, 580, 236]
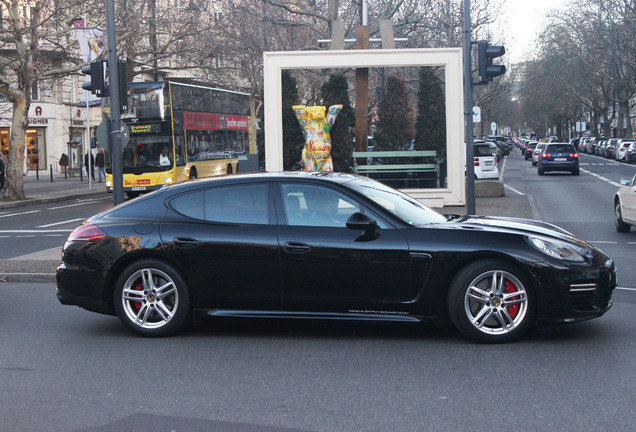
[48, 201, 101, 210]
[617, 287, 636, 292]
[580, 168, 622, 187]
[504, 184, 525, 195]
[37, 218, 85, 228]
[0, 210, 41, 218]
[589, 241, 618, 244]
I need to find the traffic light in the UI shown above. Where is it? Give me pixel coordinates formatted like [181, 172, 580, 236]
[81, 60, 106, 96]
[477, 41, 506, 84]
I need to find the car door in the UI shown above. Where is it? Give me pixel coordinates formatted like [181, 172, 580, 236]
[160, 182, 281, 310]
[276, 182, 413, 314]
[621, 175, 636, 224]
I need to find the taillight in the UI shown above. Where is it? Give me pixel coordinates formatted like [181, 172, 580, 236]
[67, 224, 107, 242]
[474, 157, 480, 166]
[542, 153, 550, 158]
[571, 153, 579, 158]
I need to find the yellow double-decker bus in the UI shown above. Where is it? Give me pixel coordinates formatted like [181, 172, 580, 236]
[104, 81, 253, 198]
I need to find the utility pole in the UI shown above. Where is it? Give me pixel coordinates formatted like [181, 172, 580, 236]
[354, 0, 369, 154]
[463, 0, 476, 215]
[105, 0, 124, 205]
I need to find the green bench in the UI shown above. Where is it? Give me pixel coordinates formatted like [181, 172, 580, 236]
[352, 150, 439, 187]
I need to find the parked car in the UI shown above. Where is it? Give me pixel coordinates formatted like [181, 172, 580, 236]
[626, 141, 636, 163]
[532, 142, 548, 166]
[589, 137, 604, 155]
[473, 143, 500, 179]
[614, 173, 636, 232]
[56, 172, 616, 343]
[486, 135, 511, 155]
[605, 138, 619, 159]
[524, 141, 538, 160]
[579, 137, 591, 153]
[615, 140, 633, 162]
[538, 143, 580, 175]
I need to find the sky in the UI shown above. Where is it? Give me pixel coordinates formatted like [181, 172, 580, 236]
[502, 0, 571, 63]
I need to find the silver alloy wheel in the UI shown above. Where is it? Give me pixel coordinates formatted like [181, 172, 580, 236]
[121, 268, 179, 330]
[464, 270, 528, 336]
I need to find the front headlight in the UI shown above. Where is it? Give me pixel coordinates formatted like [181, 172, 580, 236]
[527, 236, 591, 263]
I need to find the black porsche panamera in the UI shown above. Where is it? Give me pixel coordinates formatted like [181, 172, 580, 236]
[56, 172, 616, 343]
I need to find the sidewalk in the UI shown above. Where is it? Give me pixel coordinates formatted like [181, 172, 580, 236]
[0, 161, 536, 282]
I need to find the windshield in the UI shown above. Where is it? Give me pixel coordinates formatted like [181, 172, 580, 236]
[348, 177, 447, 226]
[124, 83, 166, 120]
[122, 135, 173, 172]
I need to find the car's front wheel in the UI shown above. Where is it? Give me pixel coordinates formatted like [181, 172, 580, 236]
[114, 260, 191, 337]
[448, 260, 534, 343]
[615, 200, 631, 233]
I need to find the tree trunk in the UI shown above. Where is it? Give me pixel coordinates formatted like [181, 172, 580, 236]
[2, 97, 29, 201]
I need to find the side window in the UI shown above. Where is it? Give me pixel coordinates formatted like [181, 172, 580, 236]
[170, 184, 269, 224]
[205, 184, 268, 224]
[280, 184, 361, 228]
[170, 190, 204, 220]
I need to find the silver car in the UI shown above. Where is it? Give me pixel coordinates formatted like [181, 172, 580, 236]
[532, 142, 548, 166]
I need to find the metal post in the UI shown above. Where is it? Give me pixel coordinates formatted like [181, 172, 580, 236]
[463, 0, 476, 215]
[105, 0, 123, 205]
[50, 164, 53, 182]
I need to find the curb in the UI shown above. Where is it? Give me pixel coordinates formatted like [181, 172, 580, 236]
[1, 273, 56, 283]
[0, 191, 106, 210]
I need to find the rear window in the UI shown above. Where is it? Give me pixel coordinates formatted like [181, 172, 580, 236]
[546, 144, 575, 153]
[474, 145, 493, 156]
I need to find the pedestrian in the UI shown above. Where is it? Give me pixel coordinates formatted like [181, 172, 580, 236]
[95, 147, 105, 182]
[84, 152, 95, 181]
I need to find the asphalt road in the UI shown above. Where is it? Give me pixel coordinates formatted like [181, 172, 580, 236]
[1, 282, 635, 432]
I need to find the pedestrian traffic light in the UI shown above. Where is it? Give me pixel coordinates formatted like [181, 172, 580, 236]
[81, 60, 106, 96]
[477, 41, 506, 84]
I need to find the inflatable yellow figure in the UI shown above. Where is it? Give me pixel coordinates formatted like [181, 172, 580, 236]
[292, 104, 343, 171]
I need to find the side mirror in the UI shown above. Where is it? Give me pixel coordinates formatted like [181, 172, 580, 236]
[346, 212, 379, 241]
[620, 178, 631, 186]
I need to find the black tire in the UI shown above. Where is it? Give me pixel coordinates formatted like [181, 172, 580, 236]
[572, 168, 580, 175]
[126, 192, 140, 200]
[189, 168, 197, 180]
[447, 260, 535, 343]
[226, 164, 233, 174]
[615, 200, 631, 233]
[538, 168, 544, 175]
[532, 160, 537, 166]
[113, 260, 191, 337]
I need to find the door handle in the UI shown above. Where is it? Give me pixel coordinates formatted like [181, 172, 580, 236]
[173, 237, 199, 248]
[284, 241, 311, 254]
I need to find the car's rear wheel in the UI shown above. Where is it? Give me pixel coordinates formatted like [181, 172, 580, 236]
[114, 260, 191, 337]
[572, 168, 580, 175]
[615, 200, 631, 233]
[538, 168, 544, 175]
[448, 260, 534, 343]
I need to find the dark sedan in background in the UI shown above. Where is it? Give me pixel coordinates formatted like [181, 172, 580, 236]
[57, 172, 616, 343]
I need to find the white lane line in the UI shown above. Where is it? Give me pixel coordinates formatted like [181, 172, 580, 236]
[580, 168, 622, 187]
[37, 218, 85, 228]
[48, 202, 99, 210]
[504, 184, 525, 195]
[589, 241, 618, 244]
[617, 287, 636, 292]
[0, 210, 41, 218]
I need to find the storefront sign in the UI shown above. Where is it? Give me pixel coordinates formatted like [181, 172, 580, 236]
[28, 118, 49, 125]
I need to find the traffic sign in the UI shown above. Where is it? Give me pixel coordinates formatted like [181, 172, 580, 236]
[473, 106, 481, 123]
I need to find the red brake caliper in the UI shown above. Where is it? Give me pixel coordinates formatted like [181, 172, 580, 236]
[505, 279, 520, 319]
[133, 283, 143, 311]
